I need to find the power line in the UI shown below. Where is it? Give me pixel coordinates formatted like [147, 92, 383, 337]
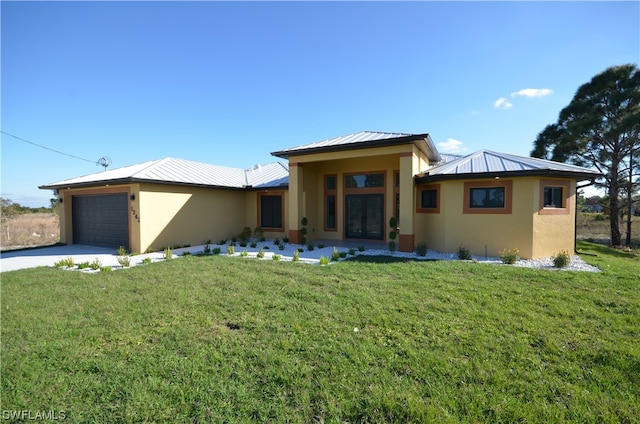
[1, 130, 97, 164]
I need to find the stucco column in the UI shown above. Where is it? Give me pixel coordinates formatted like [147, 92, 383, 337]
[398, 153, 415, 252]
[288, 162, 304, 244]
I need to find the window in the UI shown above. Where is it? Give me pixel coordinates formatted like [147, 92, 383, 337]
[259, 194, 283, 229]
[539, 179, 570, 215]
[345, 173, 384, 188]
[416, 184, 440, 213]
[325, 175, 337, 231]
[543, 187, 563, 208]
[463, 181, 512, 214]
[470, 187, 505, 208]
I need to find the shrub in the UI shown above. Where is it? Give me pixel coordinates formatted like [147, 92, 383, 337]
[553, 250, 571, 268]
[90, 257, 102, 270]
[164, 247, 173, 260]
[415, 241, 428, 257]
[55, 257, 76, 268]
[238, 226, 252, 243]
[348, 247, 356, 256]
[77, 261, 90, 269]
[319, 256, 330, 265]
[203, 244, 211, 255]
[457, 245, 471, 260]
[213, 247, 221, 255]
[257, 249, 265, 259]
[388, 241, 396, 252]
[331, 247, 340, 261]
[217, 239, 226, 245]
[272, 254, 281, 261]
[181, 251, 191, 256]
[117, 255, 131, 267]
[240, 250, 248, 257]
[298, 248, 305, 253]
[226, 245, 235, 255]
[278, 243, 285, 251]
[117, 246, 127, 256]
[144, 246, 154, 254]
[293, 249, 299, 262]
[253, 226, 264, 240]
[339, 252, 347, 258]
[274, 238, 280, 245]
[250, 241, 257, 248]
[500, 248, 519, 264]
[307, 243, 314, 251]
[100, 266, 112, 272]
[141, 257, 152, 265]
[318, 243, 325, 249]
[282, 236, 289, 243]
[231, 236, 237, 243]
[357, 245, 365, 252]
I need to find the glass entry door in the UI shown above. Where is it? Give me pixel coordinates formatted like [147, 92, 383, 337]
[345, 194, 384, 240]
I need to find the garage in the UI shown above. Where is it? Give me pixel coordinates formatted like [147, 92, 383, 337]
[72, 193, 129, 249]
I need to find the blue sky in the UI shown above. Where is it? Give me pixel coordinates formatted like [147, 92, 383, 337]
[2, 1, 638, 207]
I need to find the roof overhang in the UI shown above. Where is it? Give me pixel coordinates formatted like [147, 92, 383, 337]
[272, 133, 441, 162]
[415, 169, 601, 184]
[39, 178, 247, 191]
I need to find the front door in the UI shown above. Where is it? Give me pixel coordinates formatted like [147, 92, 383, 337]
[345, 194, 384, 240]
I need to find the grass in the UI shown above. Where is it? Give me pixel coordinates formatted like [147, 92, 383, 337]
[1, 241, 638, 423]
[1, 213, 59, 250]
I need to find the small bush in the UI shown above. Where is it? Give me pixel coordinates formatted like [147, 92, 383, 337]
[348, 248, 356, 256]
[415, 242, 428, 257]
[90, 257, 102, 270]
[357, 245, 365, 252]
[553, 250, 571, 268]
[203, 244, 211, 255]
[77, 261, 90, 269]
[240, 250, 248, 257]
[339, 252, 347, 258]
[307, 243, 314, 251]
[117, 246, 127, 256]
[213, 247, 221, 255]
[274, 238, 280, 245]
[217, 239, 226, 245]
[318, 243, 325, 249]
[458, 245, 471, 260]
[226, 245, 235, 255]
[250, 241, 257, 248]
[100, 266, 112, 272]
[272, 254, 281, 261]
[388, 241, 396, 252]
[181, 251, 191, 256]
[117, 255, 131, 267]
[253, 226, 264, 240]
[141, 257, 152, 265]
[144, 246, 154, 254]
[55, 257, 75, 268]
[319, 256, 330, 265]
[238, 226, 252, 243]
[282, 236, 289, 243]
[278, 243, 285, 251]
[298, 248, 305, 253]
[500, 248, 519, 264]
[231, 236, 237, 243]
[257, 249, 265, 259]
[164, 247, 173, 260]
[331, 247, 340, 261]
[293, 249, 300, 262]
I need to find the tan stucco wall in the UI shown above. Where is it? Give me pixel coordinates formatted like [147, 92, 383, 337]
[138, 184, 246, 252]
[415, 177, 577, 259]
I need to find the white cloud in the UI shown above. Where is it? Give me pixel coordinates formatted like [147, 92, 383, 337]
[494, 98, 513, 109]
[511, 88, 553, 98]
[437, 138, 467, 154]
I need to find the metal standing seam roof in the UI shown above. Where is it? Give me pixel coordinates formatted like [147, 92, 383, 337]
[417, 149, 601, 181]
[271, 130, 441, 162]
[40, 157, 290, 190]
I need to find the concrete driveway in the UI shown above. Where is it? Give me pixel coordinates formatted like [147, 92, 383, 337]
[1, 244, 125, 272]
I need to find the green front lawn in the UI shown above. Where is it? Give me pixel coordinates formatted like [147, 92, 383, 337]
[1, 241, 638, 423]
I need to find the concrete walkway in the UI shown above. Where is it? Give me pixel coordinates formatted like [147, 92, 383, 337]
[0, 244, 130, 272]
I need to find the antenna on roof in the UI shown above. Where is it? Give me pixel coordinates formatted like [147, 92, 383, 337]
[96, 156, 112, 171]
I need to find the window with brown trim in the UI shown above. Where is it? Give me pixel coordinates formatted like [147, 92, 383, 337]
[463, 180, 513, 214]
[325, 175, 337, 231]
[416, 184, 441, 213]
[258, 193, 283, 229]
[539, 179, 570, 215]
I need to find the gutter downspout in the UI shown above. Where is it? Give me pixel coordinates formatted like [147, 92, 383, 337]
[575, 179, 597, 255]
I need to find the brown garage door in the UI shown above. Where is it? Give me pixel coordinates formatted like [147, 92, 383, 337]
[72, 193, 129, 249]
